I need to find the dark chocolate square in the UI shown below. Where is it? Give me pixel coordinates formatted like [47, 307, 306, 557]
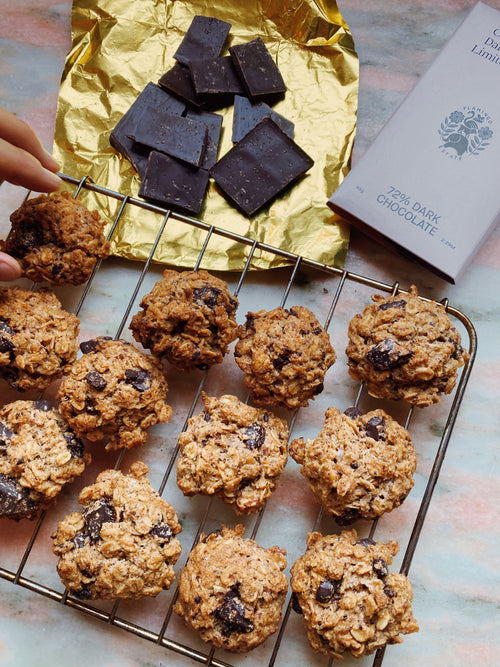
[186, 109, 223, 170]
[129, 106, 208, 167]
[188, 55, 244, 96]
[231, 95, 294, 143]
[139, 151, 210, 215]
[229, 37, 286, 101]
[173, 16, 231, 65]
[110, 82, 185, 176]
[210, 116, 313, 216]
[158, 63, 206, 108]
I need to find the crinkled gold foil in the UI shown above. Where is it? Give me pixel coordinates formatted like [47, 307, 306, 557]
[53, 0, 358, 270]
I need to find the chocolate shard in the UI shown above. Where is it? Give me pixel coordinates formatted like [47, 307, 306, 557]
[139, 151, 210, 215]
[243, 423, 266, 450]
[232, 95, 294, 143]
[129, 106, 208, 167]
[173, 15, 231, 66]
[0, 473, 38, 519]
[210, 116, 314, 216]
[188, 55, 244, 97]
[366, 338, 413, 370]
[82, 497, 116, 542]
[213, 584, 254, 635]
[229, 37, 286, 102]
[185, 109, 223, 170]
[110, 82, 185, 178]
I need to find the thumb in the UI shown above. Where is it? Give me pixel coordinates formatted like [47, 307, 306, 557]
[0, 252, 22, 281]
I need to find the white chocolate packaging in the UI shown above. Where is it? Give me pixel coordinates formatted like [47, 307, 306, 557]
[328, 1, 500, 283]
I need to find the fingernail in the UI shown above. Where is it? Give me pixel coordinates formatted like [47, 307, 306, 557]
[44, 168, 63, 191]
[43, 150, 61, 172]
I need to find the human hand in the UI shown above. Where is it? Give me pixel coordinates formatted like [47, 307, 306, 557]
[0, 106, 62, 280]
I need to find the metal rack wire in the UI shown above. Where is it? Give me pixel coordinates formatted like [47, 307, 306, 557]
[0, 173, 477, 667]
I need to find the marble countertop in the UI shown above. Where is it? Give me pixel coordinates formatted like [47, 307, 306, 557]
[0, 2, 499, 666]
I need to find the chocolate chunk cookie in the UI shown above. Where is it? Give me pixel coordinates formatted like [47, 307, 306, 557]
[51, 461, 182, 599]
[174, 524, 288, 652]
[289, 406, 417, 523]
[0, 399, 90, 520]
[0, 285, 80, 392]
[56, 337, 172, 450]
[234, 306, 336, 409]
[176, 393, 288, 514]
[346, 285, 469, 407]
[290, 529, 418, 658]
[130, 269, 238, 372]
[2, 191, 110, 286]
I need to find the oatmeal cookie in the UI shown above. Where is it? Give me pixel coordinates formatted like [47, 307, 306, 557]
[0, 399, 90, 520]
[56, 337, 172, 450]
[174, 524, 288, 652]
[346, 285, 469, 407]
[1, 191, 110, 286]
[130, 269, 238, 372]
[0, 285, 80, 392]
[234, 306, 336, 409]
[176, 393, 288, 514]
[51, 461, 182, 599]
[289, 406, 416, 523]
[290, 529, 418, 658]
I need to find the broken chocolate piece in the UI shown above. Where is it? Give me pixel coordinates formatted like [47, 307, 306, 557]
[189, 55, 244, 97]
[82, 497, 116, 542]
[186, 109, 223, 170]
[139, 151, 210, 215]
[110, 82, 185, 177]
[213, 583, 254, 635]
[365, 416, 386, 441]
[85, 371, 107, 391]
[344, 406, 362, 419]
[124, 368, 151, 392]
[232, 95, 294, 143]
[210, 117, 314, 216]
[315, 578, 341, 603]
[150, 521, 173, 544]
[372, 557, 389, 579]
[0, 473, 38, 519]
[366, 338, 413, 370]
[243, 423, 265, 450]
[129, 106, 208, 167]
[229, 37, 286, 101]
[173, 16, 231, 66]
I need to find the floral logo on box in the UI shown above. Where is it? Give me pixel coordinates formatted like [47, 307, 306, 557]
[438, 106, 493, 159]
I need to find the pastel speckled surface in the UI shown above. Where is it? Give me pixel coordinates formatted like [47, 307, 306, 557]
[0, 2, 499, 667]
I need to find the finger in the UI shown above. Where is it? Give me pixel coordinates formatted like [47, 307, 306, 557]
[0, 106, 60, 172]
[0, 138, 62, 192]
[0, 252, 22, 281]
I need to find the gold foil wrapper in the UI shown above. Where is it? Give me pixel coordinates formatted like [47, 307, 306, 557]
[53, 0, 358, 270]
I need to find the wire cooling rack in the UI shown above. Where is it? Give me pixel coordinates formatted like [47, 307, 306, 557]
[0, 173, 477, 667]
